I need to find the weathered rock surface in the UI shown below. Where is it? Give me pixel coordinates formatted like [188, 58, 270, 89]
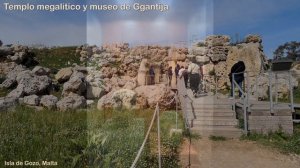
[134, 84, 175, 109]
[55, 67, 73, 83]
[0, 62, 17, 75]
[97, 91, 114, 110]
[86, 84, 106, 99]
[0, 65, 26, 88]
[0, 97, 18, 111]
[0, 46, 13, 57]
[245, 34, 262, 43]
[62, 73, 86, 96]
[56, 93, 86, 111]
[40, 95, 58, 109]
[17, 75, 52, 95]
[23, 95, 39, 106]
[31, 66, 50, 76]
[205, 35, 230, 47]
[112, 89, 137, 109]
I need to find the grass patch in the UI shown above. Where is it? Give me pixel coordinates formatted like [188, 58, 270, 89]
[209, 135, 227, 141]
[0, 106, 184, 167]
[32, 46, 80, 70]
[241, 124, 300, 154]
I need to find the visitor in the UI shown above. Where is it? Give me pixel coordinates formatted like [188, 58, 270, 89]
[175, 64, 180, 80]
[229, 61, 245, 98]
[149, 65, 155, 85]
[167, 66, 173, 86]
[179, 66, 188, 88]
[187, 60, 200, 97]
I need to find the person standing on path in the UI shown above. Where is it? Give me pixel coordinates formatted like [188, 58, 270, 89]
[188, 60, 200, 97]
[179, 66, 189, 88]
[149, 65, 155, 85]
[167, 66, 173, 86]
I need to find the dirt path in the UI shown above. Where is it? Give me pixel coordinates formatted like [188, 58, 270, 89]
[180, 138, 300, 168]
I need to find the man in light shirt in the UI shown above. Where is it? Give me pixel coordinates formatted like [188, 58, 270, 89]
[187, 60, 200, 97]
[179, 66, 188, 87]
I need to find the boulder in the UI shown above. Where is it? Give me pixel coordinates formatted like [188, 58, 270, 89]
[56, 93, 86, 111]
[23, 95, 39, 106]
[62, 74, 86, 96]
[0, 65, 26, 88]
[0, 62, 17, 75]
[8, 52, 28, 63]
[31, 66, 50, 76]
[6, 87, 25, 100]
[111, 89, 137, 109]
[86, 84, 106, 99]
[17, 75, 52, 95]
[55, 67, 73, 83]
[97, 91, 115, 110]
[40, 95, 58, 109]
[134, 84, 175, 109]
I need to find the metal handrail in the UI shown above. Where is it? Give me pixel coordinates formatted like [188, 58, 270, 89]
[232, 72, 249, 133]
[177, 77, 193, 129]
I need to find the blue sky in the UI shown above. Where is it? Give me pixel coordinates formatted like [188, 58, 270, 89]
[0, 0, 299, 58]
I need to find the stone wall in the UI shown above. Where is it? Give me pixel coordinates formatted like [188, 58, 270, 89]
[188, 35, 297, 100]
[248, 112, 293, 135]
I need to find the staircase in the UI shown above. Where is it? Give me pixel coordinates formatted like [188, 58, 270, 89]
[186, 96, 242, 138]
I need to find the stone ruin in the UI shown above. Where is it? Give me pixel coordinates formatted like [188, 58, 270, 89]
[0, 35, 299, 112]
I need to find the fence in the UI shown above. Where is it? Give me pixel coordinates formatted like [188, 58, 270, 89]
[232, 70, 300, 132]
[130, 93, 178, 168]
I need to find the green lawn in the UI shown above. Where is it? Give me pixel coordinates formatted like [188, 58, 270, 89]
[241, 124, 300, 155]
[0, 106, 184, 168]
[32, 47, 81, 70]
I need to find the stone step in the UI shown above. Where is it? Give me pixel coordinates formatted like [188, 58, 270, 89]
[192, 119, 238, 126]
[188, 108, 234, 113]
[190, 104, 233, 109]
[193, 112, 235, 117]
[190, 126, 242, 138]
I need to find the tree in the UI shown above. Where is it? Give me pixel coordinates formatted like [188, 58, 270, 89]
[0, 40, 2, 47]
[273, 41, 300, 60]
